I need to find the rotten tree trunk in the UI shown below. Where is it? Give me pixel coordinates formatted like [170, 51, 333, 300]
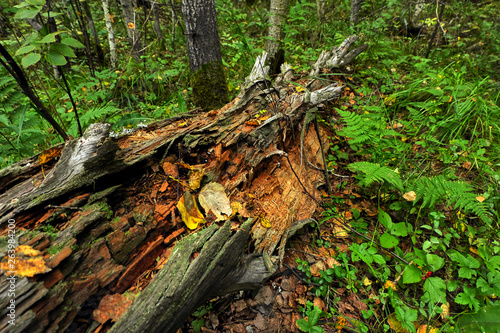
[0, 36, 365, 333]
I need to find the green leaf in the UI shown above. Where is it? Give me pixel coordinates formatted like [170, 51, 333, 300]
[426, 254, 445, 271]
[21, 53, 41, 68]
[390, 222, 408, 237]
[14, 9, 41, 19]
[423, 277, 446, 304]
[40, 33, 58, 44]
[378, 210, 392, 229]
[310, 326, 325, 333]
[456, 305, 500, 333]
[50, 43, 76, 57]
[308, 307, 321, 325]
[60, 37, 85, 48]
[296, 319, 313, 331]
[456, 286, 480, 311]
[15, 45, 36, 56]
[26, 0, 45, 5]
[379, 233, 399, 248]
[45, 50, 66, 66]
[403, 265, 422, 284]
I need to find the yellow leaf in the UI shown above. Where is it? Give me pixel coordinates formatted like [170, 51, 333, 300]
[384, 280, 397, 291]
[128, 22, 135, 29]
[387, 313, 410, 332]
[1, 245, 50, 277]
[295, 85, 305, 92]
[440, 302, 450, 320]
[476, 196, 485, 202]
[417, 325, 438, 333]
[230, 201, 243, 219]
[363, 276, 372, 286]
[176, 191, 205, 230]
[259, 212, 271, 228]
[178, 121, 188, 127]
[403, 191, 417, 201]
[188, 167, 205, 190]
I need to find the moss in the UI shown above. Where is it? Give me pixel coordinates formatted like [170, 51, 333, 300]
[191, 61, 229, 111]
[96, 202, 114, 219]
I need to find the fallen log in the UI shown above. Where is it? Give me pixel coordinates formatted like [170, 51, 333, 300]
[0, 36, 366, 333]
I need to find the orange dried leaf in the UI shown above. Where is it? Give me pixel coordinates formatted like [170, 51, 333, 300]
[127, 22, 135, 29]
[476, 196, 485, 202]
[38, 146, 63, 165]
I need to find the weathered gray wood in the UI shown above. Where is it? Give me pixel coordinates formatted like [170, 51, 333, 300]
[109, 218, 276, 333]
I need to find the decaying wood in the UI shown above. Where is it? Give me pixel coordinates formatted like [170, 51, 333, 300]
[0, 36, 365, 332]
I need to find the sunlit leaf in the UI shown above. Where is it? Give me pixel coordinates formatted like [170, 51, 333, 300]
[380, 233, 398, 248]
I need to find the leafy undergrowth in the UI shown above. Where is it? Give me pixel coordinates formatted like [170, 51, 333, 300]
[182, 58, 499, 332]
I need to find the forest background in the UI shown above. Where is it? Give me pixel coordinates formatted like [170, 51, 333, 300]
[0, 0, 500, 332]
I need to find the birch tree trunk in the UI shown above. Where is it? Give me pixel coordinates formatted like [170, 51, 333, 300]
[266, 0, 288, 75]
[102, 0, 118, 68]
[181, 0, 229, 111]
[119, 0, 144, 61]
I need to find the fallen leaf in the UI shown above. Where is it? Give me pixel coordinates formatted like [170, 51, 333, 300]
[198, 182, 232, 221]
[403, 191, 417, 201]
[476, 196, 485, 202]
[440, 302, 450, 320]
[384, 280, 397, 291]
[176, 191, 205, 230]
[127, 22, 134, 29]
[259, 212, 271, 228]
[188, 167, 205, 190]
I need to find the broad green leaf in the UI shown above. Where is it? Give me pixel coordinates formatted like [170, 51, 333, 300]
[308, 307, 320, 325]
[428, 89, 444, 96]
[14, 9, 40, 19]
[403, 265, 422, 284]
[378, 210, 392, 229]
[45, 50, 66, 66]
[380, 233, 399, 248]
[426, 254, 445, 271]
[60, 37, 85, 48]
[456, 286, 480, 311]
[50, 43, 76, 57]
[40, 33, 58, 44]
[26, 0, 45, 5]
[390, 222, 408, 237]
[22, 53, 41, 68]
[423, 277, 446, 304]
[456, 305, 500, 333]
[15, 45, 36, 56]
[296, 319, 313, 331]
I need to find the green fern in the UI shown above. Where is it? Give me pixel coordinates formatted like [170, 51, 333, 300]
[337, 109, 400, 148]
[414, 175, 492, 223]
[348, 162, 404, 192]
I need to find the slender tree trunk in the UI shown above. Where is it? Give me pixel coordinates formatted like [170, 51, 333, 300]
[152, 0, 163, 40]
[266, 0, 289, 75]
[181, 0, 229, 111]
[119, 0, 144, 61]
[350, 0, 363, 29]
[82, 0, 105, 64]
[102, 0, 118, 68]
[0, 44, 68, 140]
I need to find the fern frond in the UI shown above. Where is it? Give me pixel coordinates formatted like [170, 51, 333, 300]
[414, 175, 491, 223]
[348, 162, 404, 192]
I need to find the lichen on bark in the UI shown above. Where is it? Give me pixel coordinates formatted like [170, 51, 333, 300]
[191, 60, 229, 111]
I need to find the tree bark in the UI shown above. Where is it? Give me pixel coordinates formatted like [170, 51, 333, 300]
[350, 0, 363, 29]
[181, 0, 229, 111]
[102, 0, 118, 68]
[266, 0, 289, 75]
[119, 0, 144, 61]
[0, 37, 366, 333]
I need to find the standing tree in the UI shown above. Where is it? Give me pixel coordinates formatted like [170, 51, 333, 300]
[181, 0, 229, 111]
[119, 0, 144, 61]
[266, 0, 289, 75]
